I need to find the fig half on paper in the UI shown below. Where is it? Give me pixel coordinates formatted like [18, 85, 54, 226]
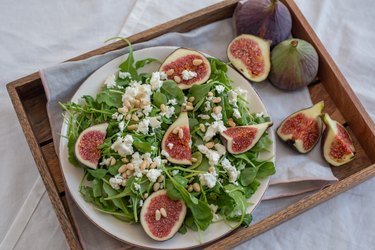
[277, 101, 324, 153]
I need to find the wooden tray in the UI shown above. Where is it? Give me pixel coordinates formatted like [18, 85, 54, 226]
[6, 0, 375, 249]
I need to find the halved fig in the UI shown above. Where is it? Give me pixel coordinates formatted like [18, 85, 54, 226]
[74, 123, 108, 169]
[321, 113, 355, 166]
[220, 122, 273, 154]
[159, 48, 211, 90]
[162, 112, 192, 165]
[140, 190, 187, 241]
[227, 34, 271, 82]
[277, 101, 324, 153]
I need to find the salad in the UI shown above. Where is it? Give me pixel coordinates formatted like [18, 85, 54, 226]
[60, 40, 275, 241]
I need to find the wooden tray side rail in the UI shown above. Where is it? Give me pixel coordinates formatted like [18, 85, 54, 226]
[6, 0, 375, 249]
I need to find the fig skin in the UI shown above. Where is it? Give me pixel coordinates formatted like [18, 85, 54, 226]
[159, 48, 211, 90]
[321, 113, 355, 166]
[277, 101, 324, 154]
[269, 39, 319, 91]
[227, 34, 271, 82]
[234, 0, 292, 47]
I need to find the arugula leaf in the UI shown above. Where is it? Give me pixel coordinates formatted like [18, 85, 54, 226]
[96, 89, 123, 107]
[223, 184, 248, 227]
[87, 168, 107, 179]
[135, 58, 159, 69]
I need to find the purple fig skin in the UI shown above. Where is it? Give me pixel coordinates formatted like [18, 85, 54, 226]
[269, 39, 319, 91]
[234, 0, 292, 47]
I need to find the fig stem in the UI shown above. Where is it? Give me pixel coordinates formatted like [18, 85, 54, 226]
[291, 40, 299, 47]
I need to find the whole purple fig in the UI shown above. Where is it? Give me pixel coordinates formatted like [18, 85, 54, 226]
[234, 0, 292, 47]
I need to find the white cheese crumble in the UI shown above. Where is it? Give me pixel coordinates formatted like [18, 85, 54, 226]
[100, 156, 114, 166]
[149, 116, 161, 129]
[228, 90, 238, 106]
[172, 169, 179, 176]
[198, 114, 210, 120]
[215, 85, 225, 94]
[256, 112, 264, 118]
[150, 72, 164, 91]
[143, 105, 153, 117]
[136, 118, 150, 135]
[167, 99, 178, 106]
[122, 81, 152, 109]
[161, 150, 170, 158]
[112, 112, 124, 121]
[235, 87, 248, 100]
[111, 135, 134, 157]
[221, 158, 240, 184]
[203, 121, 227, 142]
[211, 112, 223, 121]
[134, 183, 141, 190]
[167, 143, 174, 150]
[104, 74, 117, 89]
[109, 175, 123, 190]
[119, 71, 131, 79]
[199, 170, 218, 188]
[118, 121, 125, 132]
[152, 156, 161, 168]
[205, 101, 212, 112]
[197, 145, 221, 166]
[181, 70, 197, 80]
[161, 105, 175, 119]
[233, 108, 241, 119]
[214, 143, 226, 156]
[139, 200, 144, 207]
[146, 169, 162, 183]
[208, 204, 221, 222]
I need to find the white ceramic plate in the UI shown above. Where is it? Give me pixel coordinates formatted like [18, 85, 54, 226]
[59, 46, 275, 249]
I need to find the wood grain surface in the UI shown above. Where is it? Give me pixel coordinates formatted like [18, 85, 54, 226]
[6, 0, 375, 249]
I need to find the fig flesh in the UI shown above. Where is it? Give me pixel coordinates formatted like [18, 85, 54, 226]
[161, 112, 192, 165]
[269, 39, 319, 91]
[234, 0, 292, 47]
[277, 101, 324, 153]
[227, 34, 271, 82]
[321, 114, 355, 166]
[160, 48, 211, 90]
[74, 123, 108, 169]
[140, 190, 187, 241]
[220, 122, 273, 154]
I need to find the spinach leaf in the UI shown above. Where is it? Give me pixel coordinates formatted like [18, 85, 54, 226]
[160, 80, 184, 104]
[133, 141, 152, 153]
[96, 89, 123, 107]
[152, 92, 168, 107]
[190, 82, 213, 105]
[87, 168, 107, 179]
[251, 135, 273, 152]
[256, 161, 275, 178]
[240, 167, 258, 186]
[92, 179, 103, 198]
[223, 184, 248, 227]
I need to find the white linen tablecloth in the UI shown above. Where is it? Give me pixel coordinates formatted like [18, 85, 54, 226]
[0, 0, 374, 249]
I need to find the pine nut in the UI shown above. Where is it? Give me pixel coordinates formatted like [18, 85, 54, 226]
[187, 102, 193, 107]
[166, 68, 174, 76]
[160, 104, 166, 113]
[174, 75, 181, 83]
[193, 59, 203, 66]
[213, 106, 222, 114]
[186, 105, 194, 111]
[131, 114, 139, 121]
[192, 183, 201, 192]
[153, 182, 160, 192]
[118, 106, 128, 114]
[205, 141, 215, 149]
[172, 127, 179, 134]
[212, 97, 222, 103]
[188, 185, 193, 192]
[121, 157, 129, 163]
[150, 162, 157, 169]
[143, 193, 149, 199]
[125, 114, 131, 121]
[188, 96, 195, 102]
[189, 177, 194, 183]
[191, 157, 197, 163]
[199, 123, 206, 132]
[110, 158, 116, 166]
[124, 100, 131, 108]
[228, 118, 236, 127]
[133, 99, 140, 108]
[126, 169, 133, 176]
[118, 164, 127, 173]
[208, 166, 215, 173]
[208, 91, 214, 97]
[121, 179, 127, 186]
[155, 209, 161, 221]
[160, 207, 167, 218]
[121, 172, 127, 178]
[126, 163, 134, 171]
[127, 124, 138, 131]
[157, 175, 165, 183]
[162, 159, 168, 164]
[199, 114, 210, 120]
[178, 128, 184, 139]
[140, 160, 148, 170]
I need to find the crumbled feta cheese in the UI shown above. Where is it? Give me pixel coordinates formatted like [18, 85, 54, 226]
[205, 101, 212, 112]
[152, 156, 161, 168]
[118, 121, 125, 132]
[122, 81, 152, 109]
[214, 143, 226, 156]
[111, 135, 134, 156]
[167, 99, 178, 106]
[139, 200, 144, 207]
[161, 105, 175, 119]
[149, 116, 161, 129]
[99, 157, 113, 166]
[104, 74, 116, 89]
[119, 71, 131, 79]
[203, 121, 227, 141]
[150, 72, 164, 91]
[160, 71, 168, 80]
[208, 204, 221, 222]
[255, 112, 264, 118]
[215, 85, 225, 94]
[146, 169, 162, 183]
[235, 87, 248, 100]
[221, 158, 240, 184]
[134, 183, 141, 191]
[199, 171, 217, 188]
[167, 143, 174, 150]
[181, 70, 197, 80]
[198, 114, 210, 120]
[197, 145, 221, 166]
[136, 118, 150, 135]
[232, 108, 241, 119]
[172, 170, 179, 176]
[142, 153, 153, 165]
[228, 90, 238, 106]
[161, 150, 170, 158]
[131, 152, 144, 177]
[143, 105, 153, 116]
[211, 112, 222, 121]
[109, 175, 123, 190]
